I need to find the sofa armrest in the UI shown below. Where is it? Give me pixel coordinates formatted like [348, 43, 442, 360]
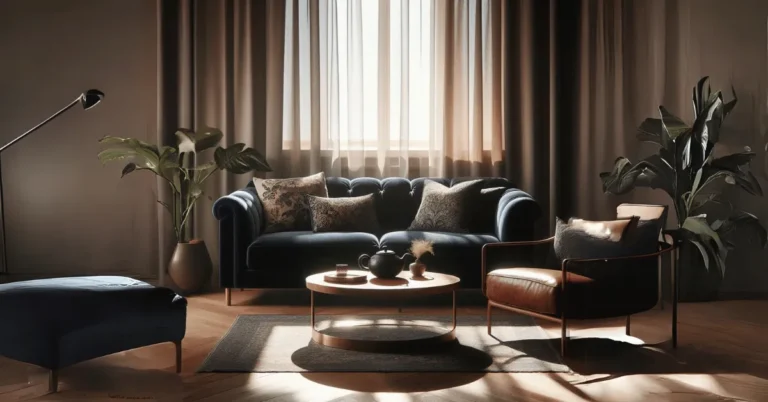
[212, 188, 263, 288]
[495, 189, 542, 242]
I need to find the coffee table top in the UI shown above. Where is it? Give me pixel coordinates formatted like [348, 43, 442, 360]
[306, 270, 460, 297]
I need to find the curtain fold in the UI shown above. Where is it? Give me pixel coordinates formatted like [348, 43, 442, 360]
[503, 0, 685, 235]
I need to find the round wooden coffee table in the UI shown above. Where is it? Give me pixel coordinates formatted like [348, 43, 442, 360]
[305, 270, 461, 352]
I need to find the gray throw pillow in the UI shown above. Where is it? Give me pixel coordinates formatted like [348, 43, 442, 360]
[408, 179, 484, 233]
[253, 172, 329, 233]
[307, 193, 381, 233]
[554, 216, 659, 261]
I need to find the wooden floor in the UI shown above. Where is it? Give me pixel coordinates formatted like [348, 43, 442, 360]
[1, 290, 767, 402]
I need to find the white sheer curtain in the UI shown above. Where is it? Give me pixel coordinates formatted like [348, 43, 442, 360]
[281, 0, 505, 178]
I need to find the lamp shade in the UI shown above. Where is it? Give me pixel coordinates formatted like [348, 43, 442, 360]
[80, 89, 105, 110]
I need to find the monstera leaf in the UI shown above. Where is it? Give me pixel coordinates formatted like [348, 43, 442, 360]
[175, 127, 224, 154]
[214, 143, 272, 174]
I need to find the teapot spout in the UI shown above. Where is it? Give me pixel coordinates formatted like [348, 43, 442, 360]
[399, 252, 415, 264]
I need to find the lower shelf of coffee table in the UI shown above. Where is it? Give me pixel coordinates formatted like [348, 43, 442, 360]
[311, 322, 457, 353]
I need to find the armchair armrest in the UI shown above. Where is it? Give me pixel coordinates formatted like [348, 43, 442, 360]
[495, 189, 542, 242]
[559, 241, 676, 298]
[212, 188, 263, 288]
[481, 237, 555, 295]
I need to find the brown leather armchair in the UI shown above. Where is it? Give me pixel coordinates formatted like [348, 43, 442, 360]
[481, 204, 677, 356]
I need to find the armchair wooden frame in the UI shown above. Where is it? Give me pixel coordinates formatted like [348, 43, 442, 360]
[481, 237, 678, 356]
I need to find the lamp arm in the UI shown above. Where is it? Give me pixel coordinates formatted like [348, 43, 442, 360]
[0, 96, 81, 153]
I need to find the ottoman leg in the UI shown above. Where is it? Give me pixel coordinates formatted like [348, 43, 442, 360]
[174, 341, 182, 373]
[48, 369, 58, 393]
[225, 288, 231, 306]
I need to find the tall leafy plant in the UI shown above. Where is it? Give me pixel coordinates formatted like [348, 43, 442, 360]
[97, 128, 272, 242]
[600, 76, 766, 277]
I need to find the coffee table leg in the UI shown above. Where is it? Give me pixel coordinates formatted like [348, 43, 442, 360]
[451, 290, 457, 330]
[310, 290, 315, 329]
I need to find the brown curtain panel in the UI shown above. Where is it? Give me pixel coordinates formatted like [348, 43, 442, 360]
[157, 0, 287, 283]
[504, 0, 702, 235]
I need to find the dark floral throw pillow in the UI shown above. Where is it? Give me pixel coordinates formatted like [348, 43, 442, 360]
[408, 179, 484, 233]
[253, 172, 329, 233]
[306, 193, 381, 233]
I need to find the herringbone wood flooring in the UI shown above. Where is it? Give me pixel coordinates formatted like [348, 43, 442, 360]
[1, 290, 767, 401]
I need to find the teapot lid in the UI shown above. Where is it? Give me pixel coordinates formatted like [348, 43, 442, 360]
[376, 246, 395, 255]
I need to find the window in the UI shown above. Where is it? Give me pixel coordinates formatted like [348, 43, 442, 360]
[285, 0, 435, 151]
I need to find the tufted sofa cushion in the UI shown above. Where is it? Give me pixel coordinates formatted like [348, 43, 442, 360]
[245, 176, 516, 234]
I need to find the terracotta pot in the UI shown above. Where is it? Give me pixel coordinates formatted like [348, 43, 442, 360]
[168, 240, 213, 295]
[409, 261, 427, 278]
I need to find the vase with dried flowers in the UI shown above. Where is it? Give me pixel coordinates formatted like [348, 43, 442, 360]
[408, 239, 434, 278]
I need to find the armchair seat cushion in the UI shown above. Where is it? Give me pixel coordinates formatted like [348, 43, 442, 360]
[487, 268, 594, 317]
[246, 231, 379, 280]
[487, 267, 654, 319]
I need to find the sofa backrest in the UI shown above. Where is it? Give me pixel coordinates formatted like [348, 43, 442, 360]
[325, 177, 514, 233]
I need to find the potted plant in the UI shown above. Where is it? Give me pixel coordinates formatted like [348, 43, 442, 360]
[408, 239, 434, 278]
[600, 76, 766, 301]
[97, 128, 271, 294]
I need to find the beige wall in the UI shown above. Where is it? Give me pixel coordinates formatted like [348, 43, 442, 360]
[0, 0, 159, 277]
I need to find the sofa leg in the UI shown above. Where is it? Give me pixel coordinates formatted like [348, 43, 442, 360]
[225, 288, 231, 306]
[626, 315, 631, 336]
[174, 340, 182, 373]
[486, 302, 492, 335]
[48, 369, 58, 393]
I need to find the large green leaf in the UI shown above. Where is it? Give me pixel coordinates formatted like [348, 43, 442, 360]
[175, 128, 224, 154]
[659, 106, 689, 141]
[683, 215, 727, 274]
[600, 155, 675, 197]
[692, 76, 709, 118]
[214, 143, 272, 174]
[704, 152, 763, 196]
[716, 210, 768, 249]
[723, 85, 738, 118]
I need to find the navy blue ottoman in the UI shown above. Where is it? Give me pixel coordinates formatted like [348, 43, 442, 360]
[0, 276, 186, 393]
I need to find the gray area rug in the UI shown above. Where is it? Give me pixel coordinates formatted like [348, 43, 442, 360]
[198, 314, 569, 373]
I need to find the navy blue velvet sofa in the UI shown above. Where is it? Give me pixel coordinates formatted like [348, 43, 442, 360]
[212, 177, 541, 304]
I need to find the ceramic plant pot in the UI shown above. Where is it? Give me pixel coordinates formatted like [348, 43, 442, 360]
[168, 240, 213, 295]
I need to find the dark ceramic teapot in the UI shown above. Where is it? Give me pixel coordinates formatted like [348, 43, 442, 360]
[358, 247, 414, 279]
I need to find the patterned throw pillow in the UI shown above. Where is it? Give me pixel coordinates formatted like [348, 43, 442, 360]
[253, 172, 329, 233]
[553, 216, 659, 261]
[306, 193, 381, 233]
[408, 179, 484, 233]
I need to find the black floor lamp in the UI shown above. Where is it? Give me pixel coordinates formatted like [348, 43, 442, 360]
[0, 89, 104, 274]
